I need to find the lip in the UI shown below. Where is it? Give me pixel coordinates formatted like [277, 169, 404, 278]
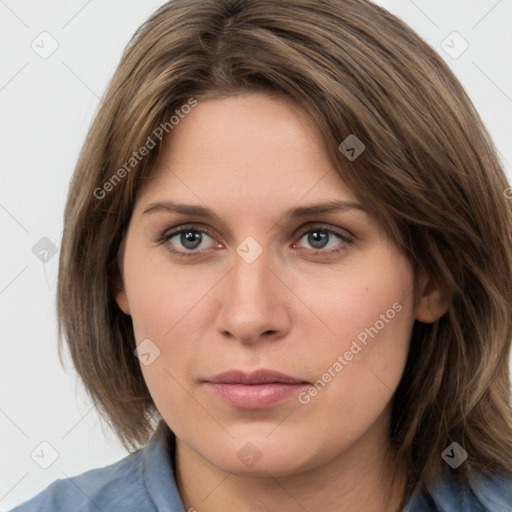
[205, 369, 307, 385]
[202, 369, 309, 409]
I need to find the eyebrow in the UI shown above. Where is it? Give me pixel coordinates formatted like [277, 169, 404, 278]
[142, 200, 367, 221]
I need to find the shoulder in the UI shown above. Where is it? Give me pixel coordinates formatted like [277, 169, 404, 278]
[403, 470, 512, 512]
[10, 427, 185, 512]
[10, 448, 151, 512]
[470, 472, 512, 511]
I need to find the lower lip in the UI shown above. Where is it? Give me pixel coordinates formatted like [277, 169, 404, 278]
[205, 382, 308, 409]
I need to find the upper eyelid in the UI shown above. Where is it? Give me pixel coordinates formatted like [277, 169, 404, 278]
[162, 224, 216, 240]
[163, 222, 349, 236]
[296, 223, 352, 238]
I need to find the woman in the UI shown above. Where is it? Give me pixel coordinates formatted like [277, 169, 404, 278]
[13, 0, 512, 510]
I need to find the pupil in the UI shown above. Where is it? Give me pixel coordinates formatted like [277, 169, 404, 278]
[309, 231, 328, 249]
[181, 231, 201, 249]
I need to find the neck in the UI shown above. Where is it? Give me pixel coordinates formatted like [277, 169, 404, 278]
[173, 410, 407, 512]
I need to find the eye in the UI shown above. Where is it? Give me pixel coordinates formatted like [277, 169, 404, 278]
[158, 223, 353, 259]
[160, 225, 221, 257]
[294, 225, 353, 255]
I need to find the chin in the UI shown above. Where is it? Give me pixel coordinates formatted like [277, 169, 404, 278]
[199, 437, 321, 478]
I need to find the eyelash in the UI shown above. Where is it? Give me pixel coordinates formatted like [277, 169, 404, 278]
[158, 223, 354, 259]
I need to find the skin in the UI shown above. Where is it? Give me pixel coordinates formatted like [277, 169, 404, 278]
[115, 93, 448, 512]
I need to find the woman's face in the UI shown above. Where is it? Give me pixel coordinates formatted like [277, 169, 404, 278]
[116, 92, 424, 476]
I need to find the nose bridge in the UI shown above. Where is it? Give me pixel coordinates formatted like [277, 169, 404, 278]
[215, 246, 289, 342]
[229, 249, 274, 311]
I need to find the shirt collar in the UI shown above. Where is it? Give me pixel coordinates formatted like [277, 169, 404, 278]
[141, 425, 186, 512]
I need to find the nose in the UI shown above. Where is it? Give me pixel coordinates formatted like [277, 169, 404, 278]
[214, 249, 291, 345]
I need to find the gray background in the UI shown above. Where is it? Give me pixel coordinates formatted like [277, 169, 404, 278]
[1, 0, 511, 509]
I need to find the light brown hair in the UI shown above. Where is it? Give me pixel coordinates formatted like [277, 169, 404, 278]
[57, 0, 512, 507]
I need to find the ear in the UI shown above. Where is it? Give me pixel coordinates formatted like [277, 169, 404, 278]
[414, 271, 450, 323]
[113, 274, 131, 316]
[112, 238, 131, 316]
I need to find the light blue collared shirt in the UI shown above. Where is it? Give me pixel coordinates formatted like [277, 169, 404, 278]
[11, 428, 512, 511]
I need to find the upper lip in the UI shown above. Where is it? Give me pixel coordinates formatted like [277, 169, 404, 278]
[204, 369, 308, 385]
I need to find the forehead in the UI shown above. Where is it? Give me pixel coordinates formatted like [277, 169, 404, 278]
[135, 93, 359, 209]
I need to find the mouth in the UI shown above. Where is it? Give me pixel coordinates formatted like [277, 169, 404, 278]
[202, 369, 310, 409]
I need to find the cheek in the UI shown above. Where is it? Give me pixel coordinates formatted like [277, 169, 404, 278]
[291, 260, 415, 449]
[123, 241, 206, 341]
[299, 249, 414, 347]
[122, 247, 212, 402]
[299, 249, 415, 396]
